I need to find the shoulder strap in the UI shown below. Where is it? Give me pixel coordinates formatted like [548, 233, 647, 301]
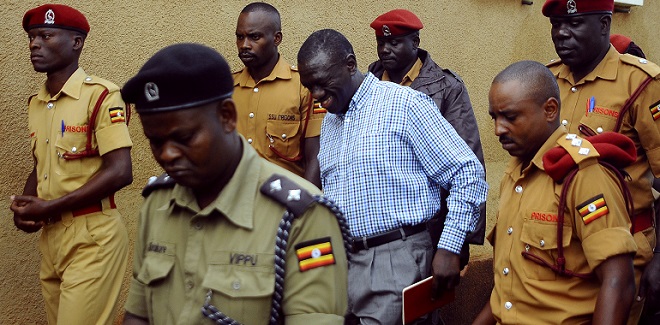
[142, 173, 176, 197]
[613, 76, 653, 132]
[260, 174, 316, 217]
[61, 89, 108, 160]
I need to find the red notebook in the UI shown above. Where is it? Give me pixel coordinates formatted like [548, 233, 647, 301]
[402, 276, 455, 324]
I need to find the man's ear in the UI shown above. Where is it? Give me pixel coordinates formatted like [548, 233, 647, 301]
[600, 14, 612, 36]
[346, 53, 358, 75]
[72, 32, 84, 51]
[217, 98, 237, 132]
[274, 30, 283, 46]
[412, 35, 420, 50]
[543, 97, 560, 122]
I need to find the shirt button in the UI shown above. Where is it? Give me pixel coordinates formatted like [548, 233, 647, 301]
[247, 138, 253, 144]
[561, 119, 568, 126]
[45, 138, 49, 144]
[71, 146, 77, 153]
[57, 152, 62, 158]
[281, 133, 287, 139]
[253, 88, 259, 93]
[46, 102, 54, 109]
[525, 244, 530, 252]
[515, 185, 523, 193]
[85, 76, 93, 82]
[596, 127, 603, 133]
[232, 280, 241, 290]
[44, 174, 48, 180]
[249, 112, 255, 118]
[507, 227, 513, 235]
[185, 281, 194, 290]
[540, 239, 545, 247]
[505, 302, 513, 310]
[503, 267, 510, 275]
[194, 222, 203, 230]
[571, 86, 577, 93]
[640, 58, 648, 64]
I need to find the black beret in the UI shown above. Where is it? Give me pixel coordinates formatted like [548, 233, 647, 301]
[121, 43, 234, 114]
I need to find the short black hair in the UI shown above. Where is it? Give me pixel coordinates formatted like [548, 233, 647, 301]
[493, 60, 560, 108]
[298, 29, 355, 67]
[241, 2, 281, 30]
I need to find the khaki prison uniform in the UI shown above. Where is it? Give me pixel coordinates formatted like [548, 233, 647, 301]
[29, 68, 132, 325]
[489, 127, 637, 324]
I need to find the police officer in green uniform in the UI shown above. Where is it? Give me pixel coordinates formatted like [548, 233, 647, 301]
[121, 43, 348, 325]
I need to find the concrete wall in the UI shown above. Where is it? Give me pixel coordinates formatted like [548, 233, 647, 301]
[1, 1, 658, 324]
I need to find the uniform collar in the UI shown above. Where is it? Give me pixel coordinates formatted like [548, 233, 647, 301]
[234, 55, 293, 88]
[382, 57, 423, 86]
[168, 136, 261, 229]
[505, 125, 567, 175]
[36, 67, 86, 101]
[555, 46, 619, 84]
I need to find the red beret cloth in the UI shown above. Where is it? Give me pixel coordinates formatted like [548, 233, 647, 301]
[23, 4, 90, 35]
[543, 132, 636, 182]
[610, 34, 632, 53]
[542, 0, 614, 17]
[370, 9, 423, 37]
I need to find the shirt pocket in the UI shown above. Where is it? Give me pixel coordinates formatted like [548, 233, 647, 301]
[578, 111, 618, 136]
[520, 219, 571, 281]
[136, 252, 176, 324]
[265, 120, 301, 161]
[202, 264, 274, 322]
[54, 133, 88, 176]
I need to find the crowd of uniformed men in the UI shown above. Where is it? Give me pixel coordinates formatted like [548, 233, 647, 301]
[9, 0, 660, 324]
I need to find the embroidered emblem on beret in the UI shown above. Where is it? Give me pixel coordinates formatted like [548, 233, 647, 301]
[144, 82, 160, 102]
[295, 237, 335, 272]
[577, 194, 609, 225]
[44, 9, 55, 24]
[567, 0, 577, 14]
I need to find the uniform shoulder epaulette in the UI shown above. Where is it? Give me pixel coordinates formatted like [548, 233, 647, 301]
[619, 54, 660, 78]
[142, 173, 177, 197]
[556, 134, 599, 166]
[83, 75, 120, 92]
[442, 68, 464, 83]
[259, 174, 316, 218]
[546, 58, 563, 67]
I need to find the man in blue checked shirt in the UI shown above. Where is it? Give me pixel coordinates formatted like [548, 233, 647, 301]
[298, 29, 488, 325]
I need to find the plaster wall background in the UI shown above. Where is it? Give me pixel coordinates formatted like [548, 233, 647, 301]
[1, 1, 658, 323]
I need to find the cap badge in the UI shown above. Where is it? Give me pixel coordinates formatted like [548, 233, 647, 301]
[382, 25, 391, 37]
[144, 82, 160, 102]
[567, 0, 577, 14]
[44, 9, 55, 24]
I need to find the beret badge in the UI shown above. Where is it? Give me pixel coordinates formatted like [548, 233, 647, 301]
[44, 9, 55, 24]
[144, 82, 160, 102]
[382, 25, 391, 37]
[567, 0, 577, 14]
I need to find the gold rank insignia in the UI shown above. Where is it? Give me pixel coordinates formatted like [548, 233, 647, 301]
[312, 100, 327, 114]
[295, 237, 335, 272]
[650, 100, 660, 121]
[109, 106, 126, 123]
[577, 194, 609, 225]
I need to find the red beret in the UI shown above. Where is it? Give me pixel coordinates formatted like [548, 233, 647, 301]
[23, 4, 90, 35]
[370, 9, 423, 38]
[542, 0, 614, 17]
[610, 34, 632, 53]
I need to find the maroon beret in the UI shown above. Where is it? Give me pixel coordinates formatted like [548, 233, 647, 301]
[610, 34, 632, 53]
[370, 9, 423, 38]
[23, 4, 90, 35]
[542, 0, 614, 17]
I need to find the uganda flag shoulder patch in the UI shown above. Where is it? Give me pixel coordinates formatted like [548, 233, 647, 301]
[577, 194, 609, 225]
[295, 237, 335, 272]
[312, 100, 327, 114]
[649, 100, 660, 121]
[109, 107, 126, 123]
